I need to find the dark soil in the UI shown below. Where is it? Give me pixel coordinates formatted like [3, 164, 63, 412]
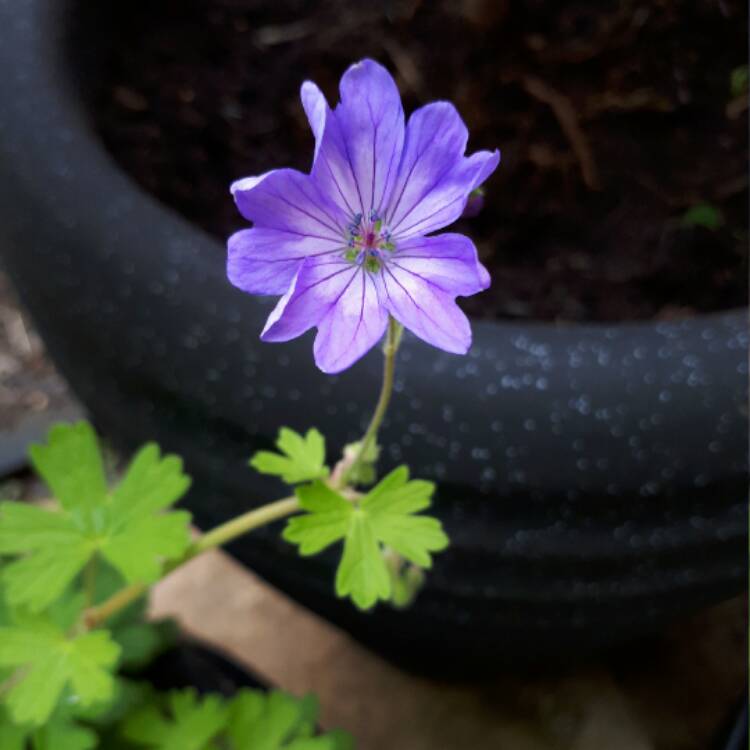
[79, 0, 748, 321]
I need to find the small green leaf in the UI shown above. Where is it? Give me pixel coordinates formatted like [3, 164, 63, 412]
[121, 689, 228, 750]
[0, 509, 92, 611]
[76, 677, 153, 727]
[109, 443, 191, 526]
[283, 468, 448, 610]
[250, 428, 328, 485]
[31, 715, 98, 750]
[335, 511, 390, 610]
[361, 469, 445, 568]
[681, 203, 725, 231]
[0, 703, 99, 750]
[384, 551, 425, 609]
[227, 690, 311, 749]
[0, 705, 27, 750]
[730, 64, 749, 97]
[0, 423, 192, 611]
[227, 689, 348, 750]
[28, 422, 108, 512]
[102, 511, 192, 583]
[114, 620, 177, 670]
[0, 614, 120, 726]
[283, 483, 352, 555]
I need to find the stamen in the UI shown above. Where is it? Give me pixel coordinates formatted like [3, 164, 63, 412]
[343, 209, 396, 270]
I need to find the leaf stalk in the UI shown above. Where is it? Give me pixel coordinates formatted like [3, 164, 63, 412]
[83, 495, 299, 629]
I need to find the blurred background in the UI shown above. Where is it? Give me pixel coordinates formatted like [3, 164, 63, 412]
[0, 0, 747, 748]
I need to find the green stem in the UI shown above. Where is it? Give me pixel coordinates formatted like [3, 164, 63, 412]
[83, 495, 299, 629]
[341, 316, 402, 487]
[190, 496, 299, 554]
[84, 582, 145, 629]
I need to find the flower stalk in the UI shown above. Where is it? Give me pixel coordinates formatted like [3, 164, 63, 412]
[340, 317, 402, 487]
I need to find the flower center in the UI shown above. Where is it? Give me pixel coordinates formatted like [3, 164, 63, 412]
[344, 210, 396, 272]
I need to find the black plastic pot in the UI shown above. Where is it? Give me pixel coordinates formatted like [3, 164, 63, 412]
[0, 0, 747, 673]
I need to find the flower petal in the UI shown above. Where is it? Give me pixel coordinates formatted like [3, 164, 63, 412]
[261, 256, 388, 373]
[260, 257, 358, 343]
[385, 102, 500, 239]
[227, 227, 343, 296]
[301, 81, 328, 163]
[311, 59, 405, 219]
[378, 263, 473, 355]
[389, 233, 490, 297]
[313, 268, 388, 374]
[231, 168, 348, 241]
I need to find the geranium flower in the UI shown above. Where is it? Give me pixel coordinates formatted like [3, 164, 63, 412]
[228, 59, 500, 373]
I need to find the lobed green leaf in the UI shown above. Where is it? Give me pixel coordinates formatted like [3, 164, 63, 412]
[228, 690, 314, 749]
[0, 705, 26, 750]
[283, 467, 448, 610]
[0, 422, 193, 612]
[335, 512, 390, 610]
[283, 483, 352, 555]
[250, 428, 328, 485]
[120, 687, 351, 750]
[28, 422, 107, 513]
[227, 688, 349, 750]
[122, 688, 228, 750]
[0, 616, 120, 726]
[0, 704, 98, 750]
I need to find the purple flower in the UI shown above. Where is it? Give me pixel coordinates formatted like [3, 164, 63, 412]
[228, 59, 500, 374]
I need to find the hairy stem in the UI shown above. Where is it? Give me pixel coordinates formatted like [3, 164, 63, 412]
[341, 317, 402, 486]
[83, 496, 299, 629]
